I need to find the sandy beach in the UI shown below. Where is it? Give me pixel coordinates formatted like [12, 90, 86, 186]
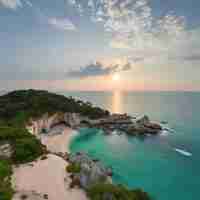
[12, 125, 88, 200]
[40, 125, 78, 153]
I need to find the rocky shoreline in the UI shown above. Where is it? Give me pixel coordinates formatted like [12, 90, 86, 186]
[0, 112, 162, 200]
[11, 126, 88, 200]
[11, 114, 156, 200]
[67, 152, 113, 189]
[27, 112, 162, 137]
[0, 90, 161, 200]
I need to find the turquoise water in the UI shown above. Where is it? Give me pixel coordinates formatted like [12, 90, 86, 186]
[62, 91, 200, 200]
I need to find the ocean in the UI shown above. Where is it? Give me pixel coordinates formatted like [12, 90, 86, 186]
[58, 91, 200, 199]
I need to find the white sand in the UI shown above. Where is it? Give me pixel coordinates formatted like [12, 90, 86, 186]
[12, 126, 88, 200]
[12, 154, 87, 200]
[40, 125, 78, 153]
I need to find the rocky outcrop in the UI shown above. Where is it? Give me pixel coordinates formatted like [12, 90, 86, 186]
[27, 112, 83, 135]
[13, 191, 48, 200]
[26, 113, 162, 137]
[68, 152, 112, 189]
[136, 115, 150, 125]
[126, 115, 162, 135]
[0, 142, 12, 158]
[96, 115, 162, 135]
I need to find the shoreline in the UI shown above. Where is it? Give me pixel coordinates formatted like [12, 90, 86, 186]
[12, 126, 88, 200]
[39, 125, 78, 154]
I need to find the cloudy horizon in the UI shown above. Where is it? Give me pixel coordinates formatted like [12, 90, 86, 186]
[0, 0, 200, 91]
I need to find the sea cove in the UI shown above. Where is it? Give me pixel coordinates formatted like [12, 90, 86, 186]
[1, 0, 200, 199]
[68, 91, 200, 200]
[0, 90, 152, 200]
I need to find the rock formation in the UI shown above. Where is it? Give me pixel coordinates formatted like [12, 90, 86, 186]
[26, 112, 162, 137]
[27, 112, 83, 135]
[68, 152, 112, 189]
[0, 142, 12, 158]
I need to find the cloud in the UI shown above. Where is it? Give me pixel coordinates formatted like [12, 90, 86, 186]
[0, 0, 76, 32]
[122, 62, 132, 71]
[183, 55, 200, 61]
[0, 0, 22, 9]
[67, 0, 199, 65]
[24, 0, 32, 7]
[67, 61, 132, 78]
[169, 54, 200, 62]
[48, 17, 77, 31]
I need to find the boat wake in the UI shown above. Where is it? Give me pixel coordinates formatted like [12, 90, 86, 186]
[174, 148, 192, 157]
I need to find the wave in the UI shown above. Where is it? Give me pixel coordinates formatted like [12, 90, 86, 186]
[160, 130, 170, 136]
[161, 125, 175, 132]
[160, 126, 175, 136]
[174, 148, 192, 157]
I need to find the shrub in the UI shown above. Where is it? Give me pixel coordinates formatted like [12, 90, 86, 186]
[66, 163, 81, 173]
[0, 126, 31, 141]
[0, 160, 13, 200]
[0, 186, 13, 200]
[12, 137, 43, 163]
[87, 183, 151, 200]
[0, 126, 44, 164]
[131, 189, 151, 200]
[0, 160, 12, 181]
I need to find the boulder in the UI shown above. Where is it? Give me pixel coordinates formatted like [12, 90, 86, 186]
[136, 115, 150, 126]
[68, 152, 112, 189]
[144, 123, 162, 130]
[0, 142, 12, 158]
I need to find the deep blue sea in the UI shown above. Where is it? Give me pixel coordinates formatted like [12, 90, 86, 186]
[60, 91, 200, 200]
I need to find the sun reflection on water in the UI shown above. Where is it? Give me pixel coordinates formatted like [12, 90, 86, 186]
[111, 90, 123, 114]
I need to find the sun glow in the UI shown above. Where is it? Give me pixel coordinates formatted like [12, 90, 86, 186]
[112, 73, 120, 81]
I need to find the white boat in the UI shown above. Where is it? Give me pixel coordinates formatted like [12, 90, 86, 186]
[174, 148, 192, 157]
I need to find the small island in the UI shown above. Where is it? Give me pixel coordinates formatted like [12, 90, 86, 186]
[0, 90, 161, 200]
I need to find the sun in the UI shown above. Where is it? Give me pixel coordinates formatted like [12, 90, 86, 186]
[112, 73, 120, 81]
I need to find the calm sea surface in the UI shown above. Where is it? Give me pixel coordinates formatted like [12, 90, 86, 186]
[61, 91, 200, 200]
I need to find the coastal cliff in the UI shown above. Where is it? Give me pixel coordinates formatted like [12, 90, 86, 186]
[26, 111, 162, 137]
[0, 90, 155, 200]
[27, 112, 82, 135]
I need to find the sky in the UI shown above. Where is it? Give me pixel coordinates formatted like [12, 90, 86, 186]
[0, 0, 200, 91]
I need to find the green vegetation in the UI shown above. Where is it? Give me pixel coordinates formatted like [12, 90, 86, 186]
[0, 126, 31, 141]
[13, 137, 44, 163]
[0, 126, 44, 163]
[0, 90, 150, 200]
[0, 126, 44, 200]
[0, 160, 13, 200]
[87, 183, 151, 200]
[0, 90, 110, 126]
[0, 182, 14, 200]
[66, 163, 81, 173]
[0, 90, 109, 200]
[0, 160, 12, 180]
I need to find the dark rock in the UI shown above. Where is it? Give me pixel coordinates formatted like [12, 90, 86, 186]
[20, 194, 28, 200]
[144, 123, 162, 130]
[40, 155, 48, 160]
[43, 194, 48, 199]
[70, 176, 81, 188]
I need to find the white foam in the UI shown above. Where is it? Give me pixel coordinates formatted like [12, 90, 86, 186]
[174, 148, 192, 157]
[160, 130, 170, 136]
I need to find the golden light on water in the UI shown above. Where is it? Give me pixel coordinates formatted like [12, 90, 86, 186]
[111, 90, 123, 113]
